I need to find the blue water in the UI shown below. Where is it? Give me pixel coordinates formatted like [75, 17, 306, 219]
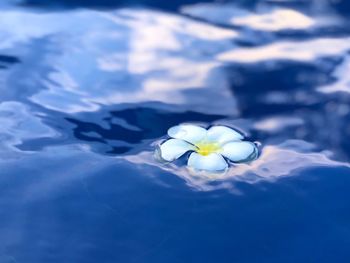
[1, 0, 350, 262]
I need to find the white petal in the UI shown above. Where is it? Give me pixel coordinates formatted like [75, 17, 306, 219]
[168, 124, 207, 144]
[187, 152, 228, 172]
[220, 141, 257, 162]
[158, 139, 195, 162]
[206, 126, 244, 145]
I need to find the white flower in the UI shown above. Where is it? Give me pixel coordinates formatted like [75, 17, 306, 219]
[157, 124, 258, 172]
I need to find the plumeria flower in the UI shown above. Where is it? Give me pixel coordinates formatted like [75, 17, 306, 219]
[157, 124, 258, 172]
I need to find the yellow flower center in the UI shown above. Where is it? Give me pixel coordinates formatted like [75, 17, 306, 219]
[195, 141, 221, 156]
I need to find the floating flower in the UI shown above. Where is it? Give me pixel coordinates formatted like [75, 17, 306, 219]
[157, 124, 258, 172]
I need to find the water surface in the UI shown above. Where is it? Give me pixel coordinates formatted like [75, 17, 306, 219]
[1, 0, 350, 262]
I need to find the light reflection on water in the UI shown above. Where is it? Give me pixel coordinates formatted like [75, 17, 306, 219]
[1, 1, 350, 262]
[181, 3, 339, 31]
[0, 2, 349, 184]
[123, 139, 349, 191]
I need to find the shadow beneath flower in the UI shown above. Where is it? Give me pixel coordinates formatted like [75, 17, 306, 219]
[122, 139, 350, 191]
[64, 107, 225, 155]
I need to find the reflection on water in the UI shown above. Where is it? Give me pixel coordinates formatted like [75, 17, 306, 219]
[0, 101, 57, 158]
[123, 139, 349, 191]
[1, 0, 350, 262]
[0, 0, 350, 184]
[0, 8, 237, 114]
[318, 55, 350, 94]
[217, 37, 350, 63]
[0, 1, 349, 184]
[181, 3, 337, 31]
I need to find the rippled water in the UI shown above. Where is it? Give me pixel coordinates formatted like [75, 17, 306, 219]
[1, 0, 350, 262]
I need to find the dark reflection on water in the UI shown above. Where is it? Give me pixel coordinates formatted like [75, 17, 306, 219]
[21, 0, 201, 10]
[66, 108, 223, 154]
[1, 0, 350, 262]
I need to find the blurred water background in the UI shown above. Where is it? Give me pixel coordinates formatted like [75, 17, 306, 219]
[1, 0, 350, 262]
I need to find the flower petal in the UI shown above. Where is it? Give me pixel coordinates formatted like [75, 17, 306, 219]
[168, 124, 207, 144]
[206, 126, 244, 145]
[220, 141, 258, 162]
[158, 139, 195, 162]
[187, 152, 228, 172]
